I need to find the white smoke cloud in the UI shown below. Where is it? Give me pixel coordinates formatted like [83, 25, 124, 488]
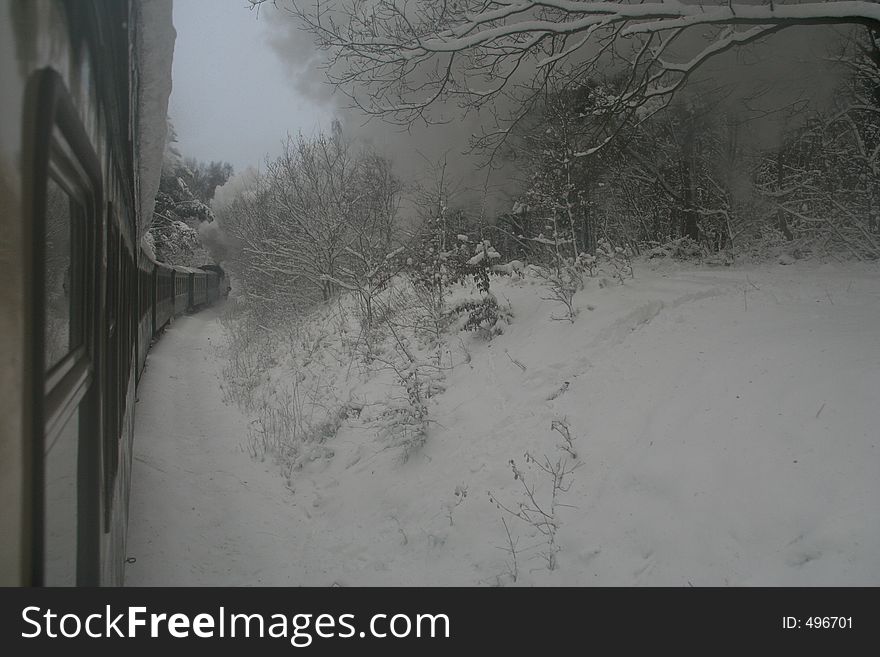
[251, 3, 849, 219]
[257, 4, 521, 219]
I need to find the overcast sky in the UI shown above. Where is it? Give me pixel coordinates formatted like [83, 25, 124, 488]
[169, 0, 329, 173]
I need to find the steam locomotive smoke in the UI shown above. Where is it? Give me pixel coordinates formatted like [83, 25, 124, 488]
[261, 7, 519, 218]
[250, 4, 845, 223]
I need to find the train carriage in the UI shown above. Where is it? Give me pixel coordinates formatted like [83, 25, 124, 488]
[0, 0, 141, 584]
[137, 251, 154, 378]
[155, 261, 175, 334]
[200, 264, 228, 305]
[0, 0, 223, 586]
[171, 265, 215, 312]
[172, 266, 191, 317]
[192, 269, 208, 308]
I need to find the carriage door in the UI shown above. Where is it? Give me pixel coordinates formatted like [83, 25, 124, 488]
[32, 71, 102, 586]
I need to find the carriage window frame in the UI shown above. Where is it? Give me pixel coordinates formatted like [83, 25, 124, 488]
[28, 68, 104, 586]
[43, 133, 92, 395]
[37, 93, 101, 448]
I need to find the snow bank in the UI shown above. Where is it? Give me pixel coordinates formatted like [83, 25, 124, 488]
[127, 260, 880, 586]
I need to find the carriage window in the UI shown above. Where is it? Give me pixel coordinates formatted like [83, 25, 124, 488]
[44, 177, 84, 371]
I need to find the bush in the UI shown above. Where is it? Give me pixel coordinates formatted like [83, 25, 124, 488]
[446, 294, 512, 338]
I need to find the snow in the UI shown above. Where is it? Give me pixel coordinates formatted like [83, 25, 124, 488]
[492, 260, 525, 276]
[125, 310, 302, 586]
[467, 252, 485, 266]
[125, 260, 880, 586]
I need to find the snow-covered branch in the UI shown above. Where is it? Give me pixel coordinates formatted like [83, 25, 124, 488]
[257, 0, 880, 149]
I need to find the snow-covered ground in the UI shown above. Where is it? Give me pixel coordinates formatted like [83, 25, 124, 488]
[124, 309, 304, 585]
[125, 260, 880, 586]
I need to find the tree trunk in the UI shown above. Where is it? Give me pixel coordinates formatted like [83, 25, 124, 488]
[680, 157, 699, 241]
[776, 151, 794, 241]
[580, 185, 596, 254]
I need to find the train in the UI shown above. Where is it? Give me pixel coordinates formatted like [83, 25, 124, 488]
[137, 258, 229, 383]
[0, 1, 225, 585]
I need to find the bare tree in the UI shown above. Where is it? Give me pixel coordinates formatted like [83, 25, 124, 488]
[748, 30, 880, 258]
[217, 129, 403, 318]
[253, 1, 880, 153]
